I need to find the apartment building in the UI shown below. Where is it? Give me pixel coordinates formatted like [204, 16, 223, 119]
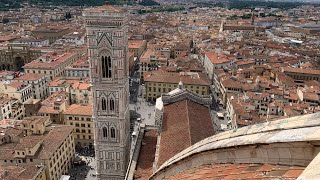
[31, 27, 70, 44]
[140, 49, 168, 80]
[0, 94, 25, 120]
[0, 81, 33, 104]
[144, 70, 210, 101]
[48, 78, 72, 95]
[70, 80, 92, 104]
[24, 51, 79, 81]
[0, 164, 46, 180]
[203, 51, 233, 80]
[14, 73, 48, 100]
[0, 116, 75, 180]
[283, 67, 320, 83]
[64, 54, 90, 78]
[37, 91, 69, 124]
[64, 104, 93, 148]
[128, 39, 147, 59]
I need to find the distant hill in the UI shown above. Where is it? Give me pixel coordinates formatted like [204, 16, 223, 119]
[0, 0, 22, 11]
[0, 0, 160, 11]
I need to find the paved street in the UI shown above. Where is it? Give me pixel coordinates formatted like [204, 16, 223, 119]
[129, 71, 155, 126]
[129, 84, 155, 126]
[69, 149, 96, 180]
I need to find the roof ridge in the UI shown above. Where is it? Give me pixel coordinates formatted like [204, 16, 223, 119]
[185, 100, 192, 146]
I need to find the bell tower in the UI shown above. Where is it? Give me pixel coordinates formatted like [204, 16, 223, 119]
[83, 5, 130, 180]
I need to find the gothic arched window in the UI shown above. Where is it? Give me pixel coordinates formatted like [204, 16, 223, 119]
[111, 127, 116, 138]
[107, 56, 112, 78]
[101, 55, 112, 78]
[110, 98, 115, 111]
[101, 98, 107, 111]
[103, 127, 108, 138]
[101, 56, 106, 78]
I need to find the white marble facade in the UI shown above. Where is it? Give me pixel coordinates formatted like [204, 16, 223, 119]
[84, 5, 130, 180]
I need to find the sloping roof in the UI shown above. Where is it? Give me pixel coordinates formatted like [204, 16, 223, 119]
[37, 125, 73, 159]
[154, 112, 320, 174]
[157, 100, 214, 167]
[64, 104, 93, 116]
[163, 163, 304, 180]
[134, 130, 158, 180]
[144, 71, 210, 86]
[0, 165, 45, 180]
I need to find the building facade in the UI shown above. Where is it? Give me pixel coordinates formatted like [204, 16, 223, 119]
[0, 43, 42, 71]
[64, 104, 94, 148]
[84, 5, 130, 180]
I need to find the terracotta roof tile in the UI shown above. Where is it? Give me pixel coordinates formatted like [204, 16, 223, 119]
[164, 163, 304, 180]
[64, 104, 93, 116]
[157, 100, 214, 167]
[144, 71, 210, 86]
[134, 129, 157, 180]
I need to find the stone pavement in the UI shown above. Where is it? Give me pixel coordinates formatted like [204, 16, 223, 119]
[129, 83, 156, 125]
[68, 150, 96, 180]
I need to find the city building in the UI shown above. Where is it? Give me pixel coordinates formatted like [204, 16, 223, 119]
[65, 54, 90, 78]
[31, 27, 70, 44]
[24, 51, 79, 81]
[139, 49, 168, 80]
[13, 37, 50, 47]
[203, 51, 233, 79]
[14, 73, 48, 100]
[64, 104, 94, 148]
[70, 80, 92, 104]
[84, 4, 130, 179]
[37, 91, 69, 124]
[0, 116, 75, 180]
[128, 39, 147, 59]
[0, 94, 25, 120]
[0, 81, 33, 104]
[283, 67, 320, 83]
[0, 43, 42, 71]
[144, 70, 210, 101]
[0, 164, 47, 180]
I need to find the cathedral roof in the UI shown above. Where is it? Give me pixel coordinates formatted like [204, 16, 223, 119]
[156, 100, 214, 168]
[150, 112, 320, 180]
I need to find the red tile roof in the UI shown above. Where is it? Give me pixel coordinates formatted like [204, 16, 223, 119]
[144, 71, 210, 86]
[157, 100, 214, 167]
[15, 73, 45, 81]
[284, 67, 320, 75]
[128, 40, 146, 49]
[205, 51, 231, 64]
[164, 163, 304, 180]
[134, 129, 158, 180]
[64, 104, 93, 116]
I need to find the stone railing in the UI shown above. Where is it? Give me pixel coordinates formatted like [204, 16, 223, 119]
[162, 90, 212, 106]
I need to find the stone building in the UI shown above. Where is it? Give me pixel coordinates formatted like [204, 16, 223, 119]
[31, 27, 70, 44]
[84, 4, 130, 180]
[0, 116, 75, 180]
[64, 104, 94, 148]
[0, 43, 41, 71]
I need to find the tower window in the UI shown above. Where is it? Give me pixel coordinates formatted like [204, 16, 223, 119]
[101, 98, 107, 111]
[103, 127, 108, 138]
[101, 56, 112, 78]
[111, 127, 116, 138]
[108, 56, 112, 78]
[110, 98, 115, 111]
